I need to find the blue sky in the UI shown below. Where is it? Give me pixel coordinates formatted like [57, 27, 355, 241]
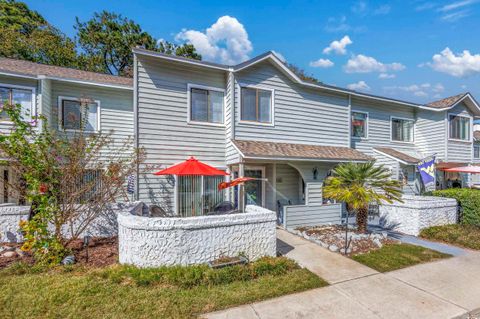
[24, 0, 480, 104]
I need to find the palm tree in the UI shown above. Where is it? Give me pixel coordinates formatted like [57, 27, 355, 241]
[323, 161, 403, 233]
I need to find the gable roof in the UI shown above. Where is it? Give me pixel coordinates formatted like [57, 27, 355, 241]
[0, 57, 132, 89]
[373, 147, 420, 165]
[134, 48, 480, 114]
[232, 140, 372, 162]
[427, 93, 466, 109]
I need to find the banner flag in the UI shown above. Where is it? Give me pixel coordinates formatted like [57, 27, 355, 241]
[127, 174, 135, 194]
[417, 156, 436, 186]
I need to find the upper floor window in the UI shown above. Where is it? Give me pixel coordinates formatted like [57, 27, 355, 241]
[0, 85, 35, 121]
[240, 87, 273, 124]
[188, 85, 224, 125]
[474, 144, 480, 159]
[449, 114, 470, 141]
[351, 111, 368, 138]
[59, 97, 99, 132]
[391, 117, 414, 143]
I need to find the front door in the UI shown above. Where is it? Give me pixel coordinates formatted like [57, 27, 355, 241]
[244, 169, 264, 206]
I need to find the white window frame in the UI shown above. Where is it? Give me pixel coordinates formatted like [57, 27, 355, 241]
[186, 83, 225, 127]
[0, 83, 36, 124]
[238, 84, 275, 127]
[448, 113, 472, 142]
[390, 116, 415, 144]
[351, 110, 369, 139]
[474, 144, 480, 159]
[58, 96, 101, 132]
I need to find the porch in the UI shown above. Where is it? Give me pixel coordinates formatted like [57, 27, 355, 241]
[228, 140, 372, 229]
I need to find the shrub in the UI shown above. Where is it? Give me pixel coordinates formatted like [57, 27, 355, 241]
[429, 188, 480, 225]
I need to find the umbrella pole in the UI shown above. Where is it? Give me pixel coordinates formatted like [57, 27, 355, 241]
[239, 162, 245, 213]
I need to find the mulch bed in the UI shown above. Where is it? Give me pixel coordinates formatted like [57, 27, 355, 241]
[0, 237, 119, 269]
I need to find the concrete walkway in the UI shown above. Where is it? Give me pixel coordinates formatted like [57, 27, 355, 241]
[204, 229, 480, 319]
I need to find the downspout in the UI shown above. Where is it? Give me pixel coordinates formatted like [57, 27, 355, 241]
[229, 70, 235, 140]
[348, 94, 352, 148]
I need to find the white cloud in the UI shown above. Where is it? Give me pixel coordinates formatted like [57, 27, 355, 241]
[438, 0, 477, 12]
[324, 16, 367, 33]
[309, 58, 334, 68]
[347, 80, 370, 91]
[344, 54, 405, 73]
[427, 47, 480, 77]
[175, 16, 252, 64]
[374, 4, 391, 15]
[323, 35, 352, 55]
[379, 73, 396, 79]
[415, 2, 436, 11]
[383, 82, 445, 99]
[351, 1, 368, 15]
[441, 10, 471, 21]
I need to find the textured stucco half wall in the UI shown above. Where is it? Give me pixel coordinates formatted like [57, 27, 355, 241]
[118, 205, 277, 267]
[0, 202, 142, 243]
[379, 195, 457, 236]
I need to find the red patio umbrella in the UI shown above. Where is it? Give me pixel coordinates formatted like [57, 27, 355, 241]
[441, 166, 480, 174]
[153, 156, 228, 176]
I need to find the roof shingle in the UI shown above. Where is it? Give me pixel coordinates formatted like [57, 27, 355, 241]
[0, 57, 132, 87]
[427, 93, 466, 109]
[374, 147, 420, 164]
[232, 140, 372, 161]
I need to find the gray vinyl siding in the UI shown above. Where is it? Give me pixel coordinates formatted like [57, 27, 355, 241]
[40, 79, 52, 128]
[351, 97, 417, 157]
[275, 164, 301, 205]
[136, 56, 227, 209]
[284, 203, 342, 229]
[447, 102, 473, 163]
[225, 72, 240, 164]
[51, 81, 134, 163]
[0, 75, 39, 134]
[373, 151, 400, 179]
[415, 109, 446, 160]
[306, 182, 323, 205]
[234, 61, 350, 147]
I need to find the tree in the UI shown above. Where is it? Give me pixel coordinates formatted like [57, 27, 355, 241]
[286, 63, 320, 84]
[0, 102, 144, 264]
[0, 0, 78, 67]
[75, 11, 201, 76]
[323, 161, 403, 233]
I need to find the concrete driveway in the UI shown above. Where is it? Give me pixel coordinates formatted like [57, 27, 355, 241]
[204, 229, 480, 319]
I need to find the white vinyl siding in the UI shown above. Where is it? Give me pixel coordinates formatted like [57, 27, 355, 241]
[447, 102, 473, 163]
[415, 109, 446, 161]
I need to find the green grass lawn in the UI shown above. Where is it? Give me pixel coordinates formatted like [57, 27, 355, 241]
[351, 243, 451, 272]
[420, 224, 480, 250]
[0, 257, 327, 319]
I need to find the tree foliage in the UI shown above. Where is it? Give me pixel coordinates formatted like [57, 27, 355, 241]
[0, 0, 78, 67]
[323, 162, 403, 233]
[0, 102, 144, 264]
[286, 63, 320, 84]
[75, 11, 201, 76]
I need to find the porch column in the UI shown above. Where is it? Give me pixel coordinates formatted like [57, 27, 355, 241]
[239, 162, 245, 213]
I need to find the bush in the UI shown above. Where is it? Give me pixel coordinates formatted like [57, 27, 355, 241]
[95, 257, 300, 288]
[429, 188, 480, 225]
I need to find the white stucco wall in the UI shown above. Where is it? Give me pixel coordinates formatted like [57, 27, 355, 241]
[0, 202, 142, 243]
[118, 205, 277, 267]
[379, 195, 457, 236]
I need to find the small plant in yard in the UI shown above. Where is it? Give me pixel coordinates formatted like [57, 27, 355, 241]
[323, 161, 403, 233]
[0, 102, 144, 265]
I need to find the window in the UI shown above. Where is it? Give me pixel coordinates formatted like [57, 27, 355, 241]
[177, 175, 225, 217]
[240, 87, 273, 124]
[0, 85, 35, 121]
[60, 97, 99, 132]
[475, 144, 480, 159]
[449, 114, 470, 141]
[351, 111, 368, 138]
[391, 117, 414, 142]
[189, 86, 224, 124]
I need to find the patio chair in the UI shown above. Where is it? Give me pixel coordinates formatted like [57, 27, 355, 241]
[209, 201, 236, 215]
